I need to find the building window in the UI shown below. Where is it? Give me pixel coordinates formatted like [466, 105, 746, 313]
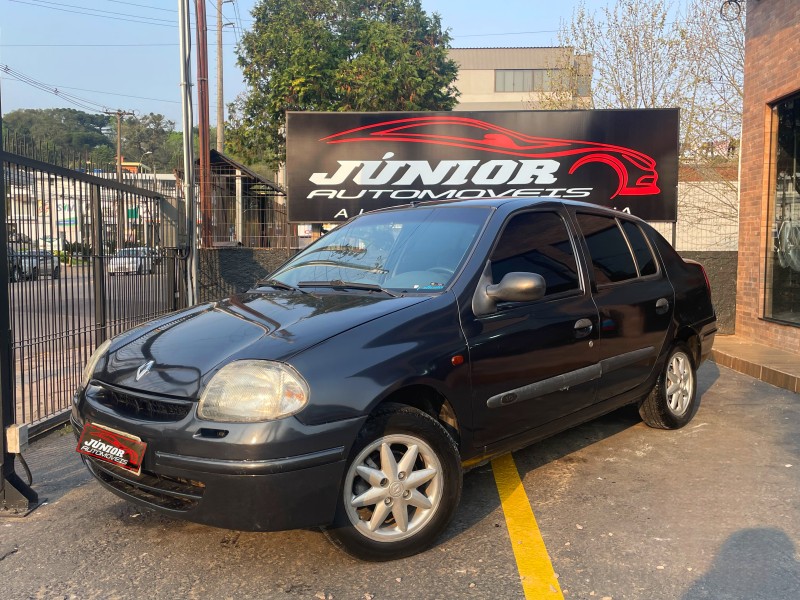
[495, 69, 555, 93]
[765, 94, 800, 326]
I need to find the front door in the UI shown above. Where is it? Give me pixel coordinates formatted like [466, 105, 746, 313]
[462, 209, 600, 447]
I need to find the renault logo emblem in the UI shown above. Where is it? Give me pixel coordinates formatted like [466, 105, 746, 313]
[136, 360, 155, 381]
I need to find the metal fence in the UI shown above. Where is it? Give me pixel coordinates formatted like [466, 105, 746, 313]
[206, 151, 293, 249]
[3, 136, 188, 435]
[650, 164, 739, 252]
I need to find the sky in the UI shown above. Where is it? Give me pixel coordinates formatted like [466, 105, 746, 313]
[0, 0, 614, 127]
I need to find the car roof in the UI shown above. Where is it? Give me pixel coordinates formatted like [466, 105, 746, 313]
[362, 196, 645, 222]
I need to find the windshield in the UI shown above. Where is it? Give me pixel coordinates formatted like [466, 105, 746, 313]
[117, 249, 142, 257]
[272, 207, 490, 293]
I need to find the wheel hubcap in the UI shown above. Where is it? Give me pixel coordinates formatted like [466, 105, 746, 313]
[344, 434, 442, 543]
[666, 351, 693, 416]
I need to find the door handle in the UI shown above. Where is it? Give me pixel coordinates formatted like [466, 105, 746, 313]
[655, 297, 670, 314]
[574, 318, 593, 338]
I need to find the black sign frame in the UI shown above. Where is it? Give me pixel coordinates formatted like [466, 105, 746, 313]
[286, 109, 679, 223]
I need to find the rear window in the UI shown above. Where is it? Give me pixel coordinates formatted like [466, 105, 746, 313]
[576, 213, 637, 284]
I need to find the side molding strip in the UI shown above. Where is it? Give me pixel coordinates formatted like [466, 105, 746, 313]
[599, 346, 656, 374]
[487, 363, 602, 408]
[486, 346, 656, 409]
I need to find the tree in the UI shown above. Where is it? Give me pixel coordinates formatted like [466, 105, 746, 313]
[2, 108, 182, 173]
[227, 0, 459, 168]
[112, 113, 177, 172]
[3, 108, 112, 154]
[553, 0, 745, 247]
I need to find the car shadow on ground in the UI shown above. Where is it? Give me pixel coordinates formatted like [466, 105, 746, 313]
[440, 361, 721, 548]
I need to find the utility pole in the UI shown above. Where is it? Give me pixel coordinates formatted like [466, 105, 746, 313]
[178, 0, 197, 305]
[195, 0, 213, 248]
[216, 0, 225, 153]
[105, 109, 135, 251]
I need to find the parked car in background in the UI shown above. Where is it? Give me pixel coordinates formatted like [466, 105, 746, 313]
[38, 236, 64, 253]
[108, 247, 154, 275]
[26, 250, 61, 280]
[9, 231, 33, 245]
[7, 245, 25, 282]
[73, 198, 716, 561]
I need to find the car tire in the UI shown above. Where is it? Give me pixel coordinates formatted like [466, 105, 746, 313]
[30, 267, 38, 281]
[324, 403, 462, 561]
[53, 265, 60, 280]
[639, 344, 698, 429]
[10, 266, 20, 283]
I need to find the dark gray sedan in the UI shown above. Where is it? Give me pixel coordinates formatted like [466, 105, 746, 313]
[73, 198, 716, 561]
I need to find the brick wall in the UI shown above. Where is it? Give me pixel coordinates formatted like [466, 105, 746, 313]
[737, 0, 800, 352]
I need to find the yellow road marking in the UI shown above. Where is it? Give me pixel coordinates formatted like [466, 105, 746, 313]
[492, 453, 564, 599]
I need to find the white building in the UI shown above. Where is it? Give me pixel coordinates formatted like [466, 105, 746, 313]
[448, 47, 592, 111]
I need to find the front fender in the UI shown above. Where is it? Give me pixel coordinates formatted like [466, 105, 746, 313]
[289, 293, 473, 432]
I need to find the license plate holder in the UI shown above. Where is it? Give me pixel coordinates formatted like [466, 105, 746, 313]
[76, 422, 147, 476]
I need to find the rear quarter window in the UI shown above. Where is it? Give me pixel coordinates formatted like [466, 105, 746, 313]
[621, 220, 658, 276]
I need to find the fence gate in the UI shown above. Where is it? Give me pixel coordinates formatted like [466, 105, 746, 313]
[3, 144, 188, 436]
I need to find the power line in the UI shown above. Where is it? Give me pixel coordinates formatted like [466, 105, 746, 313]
[98, 0, 177, 13]
[0, 64, 111, 113]
[1, 65, 179, 108]
[231, 0, 245, 46]
[19, 0, 175, 22]
[9, 0, 177, 27]
[10, 0, 254, 26]
[43, 84, 180, 104]
[455, 29, 558, 38]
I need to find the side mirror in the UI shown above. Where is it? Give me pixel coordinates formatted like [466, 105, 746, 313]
[472, 261, 547, 316]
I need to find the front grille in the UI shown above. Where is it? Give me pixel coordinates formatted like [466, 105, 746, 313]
[96, 388, 193, 422]
[85, 457, 205, 512]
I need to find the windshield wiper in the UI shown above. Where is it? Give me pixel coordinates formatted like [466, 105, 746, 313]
[298, 280, 400, 297]
[255, 278, 309, 294]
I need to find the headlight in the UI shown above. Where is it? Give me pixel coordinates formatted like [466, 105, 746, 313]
[197, 360, 309, 422]
[81, 338, 112, 389]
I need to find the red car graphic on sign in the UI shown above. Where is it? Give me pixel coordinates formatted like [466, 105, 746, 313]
[321, 116, 660, 198]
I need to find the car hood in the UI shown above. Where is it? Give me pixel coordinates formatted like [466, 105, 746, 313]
[96, 290, 429, 397]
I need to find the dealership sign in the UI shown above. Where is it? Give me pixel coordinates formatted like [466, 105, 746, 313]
[286, 110, 679, 222]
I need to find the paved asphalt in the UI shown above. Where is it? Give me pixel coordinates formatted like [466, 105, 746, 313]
[1, 363, 799, 599]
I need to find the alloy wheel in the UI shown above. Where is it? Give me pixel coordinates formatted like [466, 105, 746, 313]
[343, 433, 443, 543]
[665, 351, 694, 416]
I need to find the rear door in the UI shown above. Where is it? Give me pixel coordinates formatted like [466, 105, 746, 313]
[571, 211, 674, 401]
[463, 208, 600, 446]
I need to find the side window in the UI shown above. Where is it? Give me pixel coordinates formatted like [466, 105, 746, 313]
[576, 213, 637, 285]
[491, 211, 580, 297]
[621, 220, 657, 276]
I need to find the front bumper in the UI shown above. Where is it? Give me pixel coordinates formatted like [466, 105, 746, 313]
[108, 262, 135, 274]
[72, 383, 366, 532]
